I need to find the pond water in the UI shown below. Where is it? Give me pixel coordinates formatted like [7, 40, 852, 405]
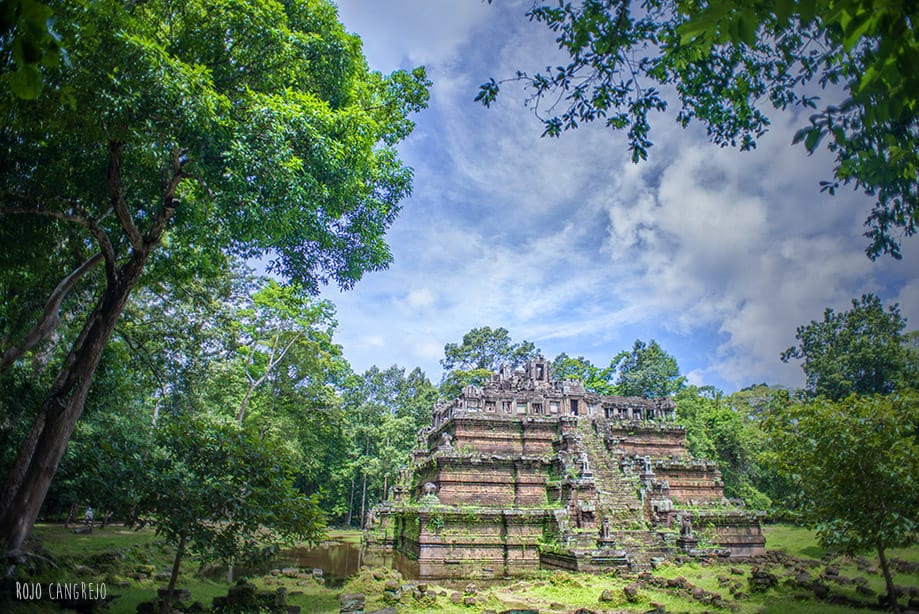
[217, 539, 394, 588]
[275, 540, 393, 587]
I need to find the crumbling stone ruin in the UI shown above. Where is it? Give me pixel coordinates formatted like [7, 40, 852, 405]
[366, 358, 765, 579]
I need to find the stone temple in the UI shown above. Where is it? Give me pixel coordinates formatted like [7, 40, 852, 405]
[366, 357, 765, 579]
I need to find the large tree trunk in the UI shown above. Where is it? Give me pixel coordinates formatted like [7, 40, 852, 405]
[0, 412, 47, 519]
[0, 254, 149, 555]
[0, 139, 179, 559]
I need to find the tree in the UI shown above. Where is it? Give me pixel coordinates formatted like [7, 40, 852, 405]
[675, 385, 771, 510]
[762, 392, 919, 611]
[139, 413, 324, 614]
[478, 0, 919, 259]
[612, 339, 685, 398]
[111, 261, 238, 426]
[550, 352, 617, 394]
[439, 367, 495, 401]
[225, 279, 341, 425]
[338, 365, 437, 526]
[441, 326, 539, 372]
[51, 410, 152, 528]
[781, 294, 918, 400]
[0, 0, 429, 554]
[45, 262, 349, 535]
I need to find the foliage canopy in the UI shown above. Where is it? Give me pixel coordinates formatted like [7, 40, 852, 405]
[612, 339, 685, 398]
[0, 0, 429, 553]
[551, 352, 617, 394]
[2, 0, 430, 294]
[675, 385, 772, 510]
[762, 391, 919, 608]
[441, 326, 539, 372]
[781, 294, 918, 399]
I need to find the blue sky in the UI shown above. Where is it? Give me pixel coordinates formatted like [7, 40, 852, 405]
[323, 0, 919, 393]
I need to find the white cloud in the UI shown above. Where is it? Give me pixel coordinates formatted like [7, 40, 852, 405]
[336, 0, 495, 70]
[321, 2, 919, 392]
[405, 288, 435, 310]
[411, 338, 444, 363]
[590, 110, 880, 387]
[359, 335, 385, 348]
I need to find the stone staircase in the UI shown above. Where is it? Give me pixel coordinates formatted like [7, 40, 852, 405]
[576, 417, 646, 528]
[610, 529, 669, 570]
[546, 417, 680, 572]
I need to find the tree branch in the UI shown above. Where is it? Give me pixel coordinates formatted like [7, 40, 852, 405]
[0, 204, 88, 226]
[236, 332, 303, 425]
[108, 141, 143, 250]
[143, 147, 185, 247]
[1, 199, 118, 284]
[271, 332, 303, 372]
[1, 253, 103, 373]
[83, 216, 117, 286]
[116, 326, 169, 401]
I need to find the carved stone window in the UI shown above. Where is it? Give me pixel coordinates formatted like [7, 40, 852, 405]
[485, 401, 496, 412]
[502, 401, 512, 414]
[532, 403, 543, 415]
[550, 401, 560, 414]
[516, 401, 527, 414]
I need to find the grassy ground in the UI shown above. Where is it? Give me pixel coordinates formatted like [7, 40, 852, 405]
[3, 523, 918, 613]
[3, 524, 345, 613]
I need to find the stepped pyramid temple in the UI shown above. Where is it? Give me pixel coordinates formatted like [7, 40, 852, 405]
[366, 358, 765, 579]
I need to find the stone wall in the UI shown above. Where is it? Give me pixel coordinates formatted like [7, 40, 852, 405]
[604, 423, 688, 459]
[692, 510, 767, 557]
[391, 508, 546, 579]
[414, 456, 549, 507]
[651, 458, 725, 504]
[428, 415, 558, 456]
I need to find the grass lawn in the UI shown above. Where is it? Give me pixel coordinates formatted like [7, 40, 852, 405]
[6, 524, 344, 613]
[762, 523, 827, 558]
[4, 523, 918, 613]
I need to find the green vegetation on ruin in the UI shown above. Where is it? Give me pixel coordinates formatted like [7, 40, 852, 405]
[6, 524, 919, 613]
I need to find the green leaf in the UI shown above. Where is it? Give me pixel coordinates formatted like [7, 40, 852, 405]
[804, 128, 823, 152]
[798, 0, 818, 25]
[774, 0, 795, 23]
[843, 15, 874, 52]
[9, 64, 43, 99]
[20, 0, 54, 27]
[737, 12, 758, 46]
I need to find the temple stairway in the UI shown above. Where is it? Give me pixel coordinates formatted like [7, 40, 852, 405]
[571, 418, 670, 570]
[609, 529, 669, 570]
[576, 417, 647, 528]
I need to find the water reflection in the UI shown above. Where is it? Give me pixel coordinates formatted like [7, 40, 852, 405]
[219, 540, 393, 588]
[276, 540, 392, 587]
